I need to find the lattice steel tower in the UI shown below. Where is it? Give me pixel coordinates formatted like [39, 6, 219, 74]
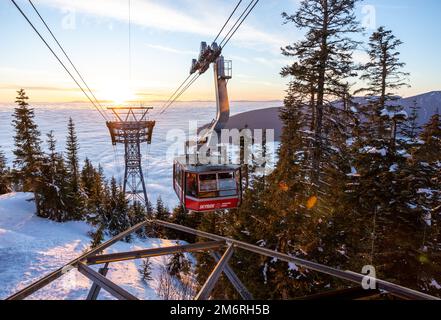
[107, 107, 155, 205]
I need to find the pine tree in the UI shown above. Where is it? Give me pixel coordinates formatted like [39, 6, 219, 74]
[155, 196, 169, 221]
[65, 118, 85, 220]
[90, 224, 105, 248]
[86, 164, 109, 238]
[130, 201, 149, 238]
[225, 0, 364, 298]
[411, 113, 441, 295]
[81, 158, 95, 199]
[0, 148, 11, 195]
[36, 131, 69, 221]
[349, 28, 424, 287]
[139, 258, 153, 282]
[12, 89, 44, 215]
[107, 177, 131, 240]
[168, 205, 194, 242]
[401, 100, 421, 147]
[153, 196, 169, 238]
[282, 0, 362, 185]
[88, 174, 110, 243]
[356, 26, 410, 141]
[167, 251, 191, 280]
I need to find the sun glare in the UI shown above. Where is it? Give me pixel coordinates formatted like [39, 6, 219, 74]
[98, 85, 135, 105]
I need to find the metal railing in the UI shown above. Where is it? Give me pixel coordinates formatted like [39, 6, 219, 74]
[6, 219, 440, 301]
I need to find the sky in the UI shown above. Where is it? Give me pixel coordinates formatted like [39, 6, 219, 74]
[0, 0, 440, 104]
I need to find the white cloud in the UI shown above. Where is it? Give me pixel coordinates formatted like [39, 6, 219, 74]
[39, 0, 287, 52]
[145, 44, 197, 56]
[353, 50, 370, 64]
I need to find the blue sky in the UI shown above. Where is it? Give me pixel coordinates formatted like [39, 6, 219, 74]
[0, 0, 440, 103]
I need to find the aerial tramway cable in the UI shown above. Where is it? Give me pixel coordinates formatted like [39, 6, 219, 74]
[213, 0, 244, 44]
[157, 0, 260, 117]
[220, 0, 260, 49]
[10, 0, 108, 122]
[27, 0, 108, 120]
[158, 73, 201, 115]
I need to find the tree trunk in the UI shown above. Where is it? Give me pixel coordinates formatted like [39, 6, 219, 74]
[312, 0, 329, 187]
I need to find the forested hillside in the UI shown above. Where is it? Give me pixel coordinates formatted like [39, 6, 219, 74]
[182, 0, 441, 299]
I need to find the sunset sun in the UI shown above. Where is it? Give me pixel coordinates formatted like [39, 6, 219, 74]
[98, 85, 135, 105]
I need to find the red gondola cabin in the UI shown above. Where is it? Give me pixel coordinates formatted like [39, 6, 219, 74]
[173, 158, 242, 212]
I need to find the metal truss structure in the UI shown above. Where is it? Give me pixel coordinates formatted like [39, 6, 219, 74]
[106, 107, 155, 205]
[6, 220, 439, 301]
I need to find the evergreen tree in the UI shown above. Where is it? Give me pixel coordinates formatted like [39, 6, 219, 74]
[411, 113, 441, 294]
[107, 177, 131, 240]
[222, 0, 364, 298]
[401, 100, 421, 147]
[281, 0, 362, 185]
[65, 118, 85, 220]
[168, 205, 194, 242]
[167, 251, 191, 280]
[130, 201, 150, 238]
[90, 224, 105, 248]
[0, 148, 11, 195]
[81, 158, 95, 199]
[356, 26, 410, 141]
[12, 89, 43, 215]
[153, 196, 169, 237]
[139, 258, 153, 282]
[86, 164, 109, 240]
[36, 131, 69, 221]
[349, 27, 423, 287]
[88, 172, 110, 244]
[155, 196, 169, 221]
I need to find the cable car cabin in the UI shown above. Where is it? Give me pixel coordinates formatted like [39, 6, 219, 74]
[174, 159, 242, 212]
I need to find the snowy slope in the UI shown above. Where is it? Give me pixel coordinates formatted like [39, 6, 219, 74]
[0, 193, 183, 300]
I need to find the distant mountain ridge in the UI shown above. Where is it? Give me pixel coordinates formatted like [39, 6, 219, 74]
[400, 91, 441, 125]
[225, 91, 441, 141]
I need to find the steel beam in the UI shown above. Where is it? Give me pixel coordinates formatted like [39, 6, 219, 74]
[212, 252, 253, 300]
[8, 217, 440, 301]
[195, 245, 234, 300]
[86, 263, 110, 300]
[78, 263, 138, 300]
[87, 241, 225, 265]
[152, 220, 440, 301]
[6, 220, 148, 300]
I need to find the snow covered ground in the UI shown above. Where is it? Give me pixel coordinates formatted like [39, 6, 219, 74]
[0, 192, 189, 300]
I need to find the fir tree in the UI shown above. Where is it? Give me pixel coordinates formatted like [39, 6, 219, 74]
[225, 0, 364, 298]
[36, 132, 69, 221]
[12, 89, 43, 215]
[411, 113, 441, 294]
[130, 201, 149, 238]
[89, 224, 105, 248]
[139, 258, 153, 282]
[356, 26, 410, 141]
[349, 28, 423, 287]
[155, 196, 169, 221]
[107, 177, 131, 240]
[282, 0, 362, 185]
[153, 196, 169, 237]
[401, 100, 421, 147]
[81, 158, 95, 199]
[167, 251, 191, 280]
[86, 164, 109, 238]
[0, 148, 11, 195]
[64, 118, 85, 220]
